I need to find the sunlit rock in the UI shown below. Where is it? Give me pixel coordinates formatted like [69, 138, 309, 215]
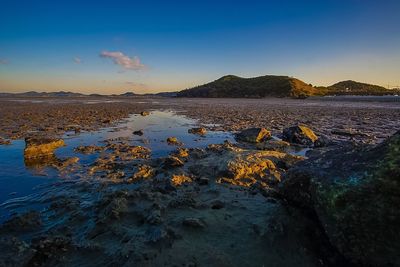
[282, 125, 318, 146]
[171, 174, 193, 186]
[235, 128, 272, 143]
[24, 137, 65, 159]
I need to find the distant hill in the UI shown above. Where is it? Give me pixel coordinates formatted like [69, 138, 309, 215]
[177, 75, 321, 98]
[327, 80, 395, 95]
[7, 91, 85, 97]
[119, 92, 137, 97]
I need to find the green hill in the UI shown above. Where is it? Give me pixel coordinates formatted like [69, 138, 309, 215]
[177, 75, 321, 98]
[327, 80, 393, 95]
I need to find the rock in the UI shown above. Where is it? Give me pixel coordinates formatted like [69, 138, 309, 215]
[74, 145, 104, 154]
[171, 174, 193, 186]
[280, 131, 400, 266]
[133, 129, 144, 136]
[24, 137, 65, 159]
[188, 127, 207, 135]
[164, 156, 184, 168]
[172, 148, 189, 158]
[182, 218, 205, 228]
[256, 140, 290, 152]
[131, 165, 154, 181]
[282, 125, 318, 146]
[235, 128, 272, 143]
[166, 136, 181, 145]
[140, 111, 150, 116]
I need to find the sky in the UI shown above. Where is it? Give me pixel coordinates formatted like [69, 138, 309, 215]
[0, 0, 399, 94]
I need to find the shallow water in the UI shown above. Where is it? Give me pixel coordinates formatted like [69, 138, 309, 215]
[0, 110, 234, 222]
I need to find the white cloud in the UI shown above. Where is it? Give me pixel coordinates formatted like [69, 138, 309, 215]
[73, 57, 82, 64]
[0, 59, 9, 65]
[100, 51, 146, 70]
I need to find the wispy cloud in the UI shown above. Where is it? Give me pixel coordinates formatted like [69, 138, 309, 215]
[100, 51, 146, 70]
[125, 81, 147, 87]
[73, 57, 82, 64]
[0, 59, 9, 65]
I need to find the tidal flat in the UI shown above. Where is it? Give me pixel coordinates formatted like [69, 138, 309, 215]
[0, 96, 399, 266]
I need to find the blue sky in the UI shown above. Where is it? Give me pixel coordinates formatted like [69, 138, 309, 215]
[0, 0, 399, 93]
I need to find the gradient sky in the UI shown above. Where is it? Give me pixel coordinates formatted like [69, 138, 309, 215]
[1, 0, 399, 94]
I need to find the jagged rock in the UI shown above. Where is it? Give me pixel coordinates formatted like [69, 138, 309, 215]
[140, 111, 150, 116]
[171, 174, 193, 186]
[280, 131, 400, 266]
[188, 127, 207, 135]
[282, 125, 318, 146]
[235, 128, 271, 143]
[24, 137, 65, 159]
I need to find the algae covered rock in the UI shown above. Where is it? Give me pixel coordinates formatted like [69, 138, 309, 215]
[24, 137, 65, 159]
[282, 125, 318, 146]
[280, 130, 400, 266]
[235, 128, 271, 143]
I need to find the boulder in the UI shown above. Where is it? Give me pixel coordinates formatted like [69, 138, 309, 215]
[24, 137, 65, 159]
[188, 127, 207, 135]
[280, 131, 400, 266]
[235, 128, 272, 143]
[140, 111, 150, 116]
[282, 125, 318, 146]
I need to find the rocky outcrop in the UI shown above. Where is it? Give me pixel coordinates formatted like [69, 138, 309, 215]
[280, 131, 400, 266]
[24, 137, 65, 159]
[282, 125, 318, 146]
[235, 128, 271, 143]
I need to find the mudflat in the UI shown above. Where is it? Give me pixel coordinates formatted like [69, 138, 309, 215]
[0, 96, 399, 266]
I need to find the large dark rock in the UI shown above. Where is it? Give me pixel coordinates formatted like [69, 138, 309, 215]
[280, 131, 400, 266]
[235, 128, 271, 143]
[282, 125, 318, 146]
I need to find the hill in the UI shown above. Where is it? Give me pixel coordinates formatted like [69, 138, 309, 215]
[327, 80, 395, 95]
[177, 75, 321, 98]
